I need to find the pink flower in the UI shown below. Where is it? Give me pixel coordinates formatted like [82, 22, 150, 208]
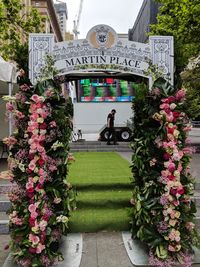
[6, 102, 14, 112]
[172, 151, 184, 161]
[28, 203, 38, 213]
[31, 94, 45, 103]
[161, 98, 169, 103]
[29, 234, 40, 245]
[30, 113, 39, 121]
[164, 161, 176, 172]
[168, 96, 176, 103]
[183, 125, 192, 132]
[183, 147, 194, 155]
[151, 87, 161, 96]
[26, 182, 34, 190]
[50, 121, 57, 128]
[28, 161, 36, 171]
[36, 243, 45, 254]
[168, 229, 181, 242]
[44, 88, 54, 97]
[39, 220, 48, 231]
[39, 176, 45, 184]
[3, 136, 17, 146]
[168, 245, 176, 252]
[177, 186, 185, 195]
[161, 169, 171, 178]
[176, 89, 185, 101]
[185, 222, 195, 231]
[30, 211, 38, 220]
[15, 110, 25, 119]
[20, 84, 30, 91]
[160, 103, 170, 110]
[166, 113, 174, 122]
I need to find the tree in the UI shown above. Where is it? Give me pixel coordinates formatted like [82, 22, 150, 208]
[0, 0, 44, 71]
[181, 56, 200, 120]
[150, 0, 200, 76]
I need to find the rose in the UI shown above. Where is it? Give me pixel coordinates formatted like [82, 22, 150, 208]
[169, 103, 177, 110]
[40, 122, 47, 129]
[6, 102, 14, 112]
[175, 89, 185, 101]
[28, 247, 37, 254]
[36, 243, 45, 254]
[28, 203, 38, 213]
[29, 217, 36, 227]
[163, 153, 171, 160]
[38, 158, 45, 167]
[31, 94, 45, 103]
[160, 103, 170, 110]
[29, 234, 40, 245]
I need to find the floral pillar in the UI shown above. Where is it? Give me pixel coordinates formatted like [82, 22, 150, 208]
[131, 78, 198, 266]
[3, 78, 75, 267]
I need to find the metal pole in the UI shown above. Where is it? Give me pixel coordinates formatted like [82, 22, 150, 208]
[8, 82, 13, 136]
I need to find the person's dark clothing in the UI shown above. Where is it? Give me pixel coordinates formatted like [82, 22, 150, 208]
[107, 112, 117, 144]
[107, 113, 114, 127]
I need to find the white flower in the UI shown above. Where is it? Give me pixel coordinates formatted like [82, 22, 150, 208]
[169, 103, 177, 110]
[51, 141, 64, 151]
[56, 215, 68, 223]
[18, 163, 25, 172]
[2, 95, 16, 101]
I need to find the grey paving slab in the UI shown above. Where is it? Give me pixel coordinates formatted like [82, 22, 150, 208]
[0, 235, 10, 267]
[80, 233, 133, 267]
[80, 233, 98, 267]
[98, 232, 133, 267]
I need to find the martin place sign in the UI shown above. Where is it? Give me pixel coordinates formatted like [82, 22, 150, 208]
[53, 25, 150, 77]
[29, 25, 174, 84]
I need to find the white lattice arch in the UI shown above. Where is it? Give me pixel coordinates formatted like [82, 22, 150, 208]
[29, 25, 174, 86]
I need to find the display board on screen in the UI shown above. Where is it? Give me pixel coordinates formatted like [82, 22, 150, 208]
[77, 78, 136, 102]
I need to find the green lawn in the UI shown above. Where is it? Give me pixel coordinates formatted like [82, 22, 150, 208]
[68, 152, 131, 186]
[68, 152, 132, 232]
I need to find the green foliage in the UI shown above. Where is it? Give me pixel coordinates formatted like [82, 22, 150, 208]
[150, 0, 200, 74]
[39, 55, 59, 82]
[181, 56, 200, 120]
[0, 0, 44, 71]
[131, 77, 198, 263]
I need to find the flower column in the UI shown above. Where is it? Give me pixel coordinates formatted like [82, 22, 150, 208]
[2, 79, 75, 267]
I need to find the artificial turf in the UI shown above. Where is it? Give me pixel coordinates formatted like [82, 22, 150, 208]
[68, 152, 132, 232]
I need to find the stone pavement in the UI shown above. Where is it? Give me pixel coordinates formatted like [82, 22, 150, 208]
[80, 232, 132, 267]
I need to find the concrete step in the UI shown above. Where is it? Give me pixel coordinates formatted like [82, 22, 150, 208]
[70, 141, 132, 152]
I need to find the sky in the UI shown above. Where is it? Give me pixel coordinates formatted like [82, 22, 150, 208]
[55, 0, 144, 39]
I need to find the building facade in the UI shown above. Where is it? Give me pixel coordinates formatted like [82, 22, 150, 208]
[31, 0, 63, 41]
[54, 3, 68, 39]
[128, 0, 160, 43]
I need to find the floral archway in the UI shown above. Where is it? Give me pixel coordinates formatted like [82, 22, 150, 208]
[2, 74, 199, 267]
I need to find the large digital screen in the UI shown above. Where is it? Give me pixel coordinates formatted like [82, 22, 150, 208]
[77, 78, 137, 102]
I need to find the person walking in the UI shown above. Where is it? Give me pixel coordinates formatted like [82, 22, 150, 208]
[107, 109, 117, 145]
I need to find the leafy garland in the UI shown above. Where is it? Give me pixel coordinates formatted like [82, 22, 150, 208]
[131, 78, 199, 266]
[2, 78, 75, 267]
